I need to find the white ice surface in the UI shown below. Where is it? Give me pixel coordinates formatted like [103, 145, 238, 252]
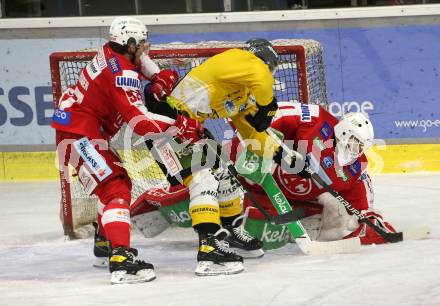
[0, 174, 439, 306]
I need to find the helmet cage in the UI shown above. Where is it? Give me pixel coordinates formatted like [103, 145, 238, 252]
[334, 112, 374, 166]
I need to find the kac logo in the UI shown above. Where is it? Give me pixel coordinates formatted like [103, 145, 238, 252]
[322, 156, 333, 169]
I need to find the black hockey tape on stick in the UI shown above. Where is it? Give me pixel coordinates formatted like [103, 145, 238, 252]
[265, 128, 406, 243]
[203, 128, 305, 225]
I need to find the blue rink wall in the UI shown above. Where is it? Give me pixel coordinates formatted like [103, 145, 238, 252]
[151, 24, 440, 140]
[0, 23, 440, 146]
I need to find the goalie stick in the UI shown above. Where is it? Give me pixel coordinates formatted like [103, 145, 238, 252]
[266, 128, 430, 243]
[203, 128, 361, 255]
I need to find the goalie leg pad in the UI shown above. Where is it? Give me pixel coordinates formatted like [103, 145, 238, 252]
[131, 210, 170, 238]
[315, 192, 357, 241]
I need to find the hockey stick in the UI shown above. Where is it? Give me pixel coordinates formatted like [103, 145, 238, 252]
[202, 129, 305, 225]
[266, 128, 430, 243]
[204, 129, 360, 255]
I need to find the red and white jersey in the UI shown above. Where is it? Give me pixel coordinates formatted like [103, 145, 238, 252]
[51, 43, 174, 140]
[231, 101, 373, 212]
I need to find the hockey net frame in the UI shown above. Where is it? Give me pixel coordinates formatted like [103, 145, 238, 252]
[50, 39, 328, 239]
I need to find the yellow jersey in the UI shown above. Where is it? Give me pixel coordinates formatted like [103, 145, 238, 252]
[170, 48, 275, 120]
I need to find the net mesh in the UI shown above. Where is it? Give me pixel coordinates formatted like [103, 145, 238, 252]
[51, 39, 328, 238]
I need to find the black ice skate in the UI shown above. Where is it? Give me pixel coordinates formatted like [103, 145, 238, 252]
[224, 215, 265, 259]
[92, 222, 109, 268]
[109, 247, 156, 284]
[195, 228, 244, 276]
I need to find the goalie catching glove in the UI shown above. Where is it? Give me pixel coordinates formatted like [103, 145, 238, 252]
[150, 69, 179, 102]
[245, 97, 278, 132]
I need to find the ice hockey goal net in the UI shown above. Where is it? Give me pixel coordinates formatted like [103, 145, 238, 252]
[50, 39, 328, 239]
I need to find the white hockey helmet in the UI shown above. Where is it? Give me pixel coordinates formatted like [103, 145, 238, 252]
[109, 16, 148, 47]
[334, 112, 374, 166]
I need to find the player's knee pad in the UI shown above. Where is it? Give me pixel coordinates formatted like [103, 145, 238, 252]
[187, 168, 220, 226]
[216, 168, 243, 218]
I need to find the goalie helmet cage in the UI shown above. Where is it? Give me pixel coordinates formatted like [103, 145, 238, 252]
[49, 39, 328, 239]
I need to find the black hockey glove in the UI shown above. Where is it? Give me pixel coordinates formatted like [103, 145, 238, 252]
[245, 97, 278, 132]
[273, 147, 311, 178]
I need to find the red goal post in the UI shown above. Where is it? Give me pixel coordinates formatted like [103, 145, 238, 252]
[49, 39, 328, 239]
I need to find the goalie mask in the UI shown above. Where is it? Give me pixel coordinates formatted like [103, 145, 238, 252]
[245, 38, 279, 73]
[334, 112, 374, 166]
[109, 16, 149, 48]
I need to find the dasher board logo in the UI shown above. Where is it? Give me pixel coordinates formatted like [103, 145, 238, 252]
[73, 137, 112, 181]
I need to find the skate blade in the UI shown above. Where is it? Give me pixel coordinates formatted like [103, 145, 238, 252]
[110, 269, 156, 284]
[93, 257, 108, 268]
[230, 247, 265, 259]
[195, 261, 244, 276]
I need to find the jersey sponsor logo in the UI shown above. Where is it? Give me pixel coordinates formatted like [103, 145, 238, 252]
[224, 100, 235, 115]
[78, 165, 98, 195]
[86, 57, 102, 80]
[348, 160, 361, 177]
[96, 50, 107, 70]
[360, 172, 367, 181]
[277, 167, 312, 196]
[336, 167, 349, 182]
[201, 190, 218, 198]
[238, 102, 247, 113]
[300, 103, 311, 122]
[319, 122, 332, 140]
[190, 206, 219, 214]
[116, 76, 141, 90]
[313, 137, 326, 151]
[322, 156, 334, 169]
[52, 109, 71, 126]
[108, 57, 121, 74]
[156, 142, 183, 176]
[72, 137, 112, 181]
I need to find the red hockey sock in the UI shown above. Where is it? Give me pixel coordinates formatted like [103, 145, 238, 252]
[102, 198, 131, 249]
[97, 200, 106, 237]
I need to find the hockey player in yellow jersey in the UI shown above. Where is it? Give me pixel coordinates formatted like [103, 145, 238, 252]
[169, 38, 279, 158]
[164, 39, 279, 276]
